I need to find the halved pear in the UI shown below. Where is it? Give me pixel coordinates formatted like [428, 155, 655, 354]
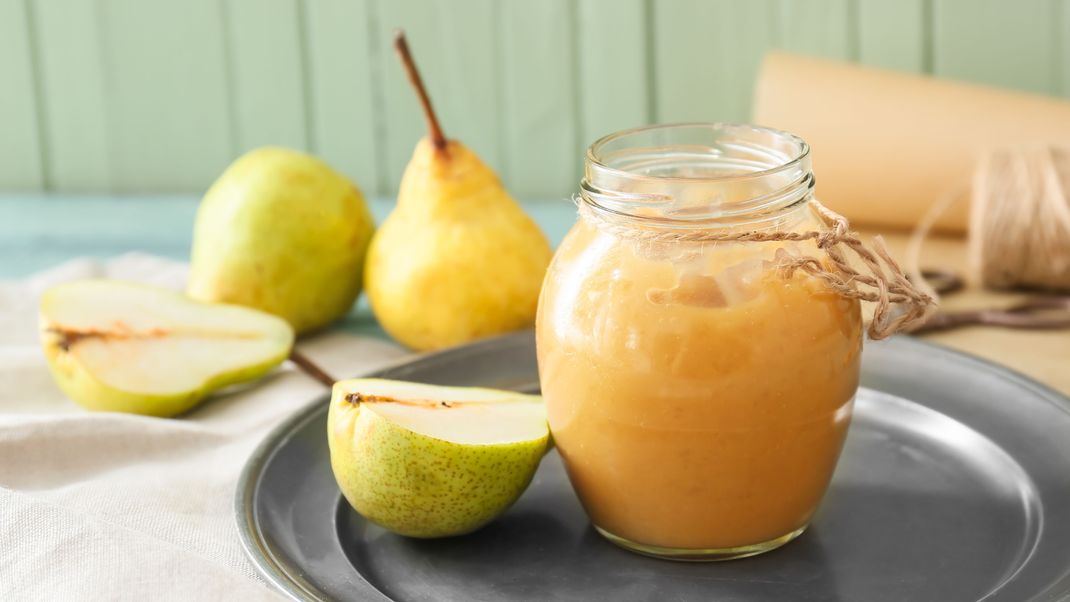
[39, 280, 294, 417]
[328, 378, 549, 538]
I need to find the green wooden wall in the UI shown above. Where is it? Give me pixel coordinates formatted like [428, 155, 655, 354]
[3, 0, 1070, 198]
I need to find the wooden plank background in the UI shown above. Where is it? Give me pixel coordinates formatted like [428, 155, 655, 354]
[2, 0, 1069, 197]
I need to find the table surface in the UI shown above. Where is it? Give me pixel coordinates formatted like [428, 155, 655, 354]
[4, 193, 1068, 396]
[0, 193, 577, 342]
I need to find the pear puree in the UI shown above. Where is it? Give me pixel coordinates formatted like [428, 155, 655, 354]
[537, 217, 862, 550]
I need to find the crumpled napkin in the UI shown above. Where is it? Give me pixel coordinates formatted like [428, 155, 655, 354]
[0, 253, 406, 600]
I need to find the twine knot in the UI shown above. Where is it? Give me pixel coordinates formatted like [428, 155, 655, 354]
[580, 199, 937, 340]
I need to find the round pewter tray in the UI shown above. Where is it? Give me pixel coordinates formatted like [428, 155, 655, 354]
[236, 332, 1070, 601]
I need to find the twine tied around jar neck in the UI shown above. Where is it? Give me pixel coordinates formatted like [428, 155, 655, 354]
[577, 198, 937, 340]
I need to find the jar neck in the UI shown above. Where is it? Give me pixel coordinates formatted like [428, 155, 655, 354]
[580, 123, 814, 231]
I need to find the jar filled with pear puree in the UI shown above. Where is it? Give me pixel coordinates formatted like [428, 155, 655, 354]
[536, 123, 862, 561]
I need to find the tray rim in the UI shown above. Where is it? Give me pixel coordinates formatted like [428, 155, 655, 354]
[234, 333, 1070, 602]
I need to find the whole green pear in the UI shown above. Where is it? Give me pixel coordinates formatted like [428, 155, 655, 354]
[188, 147, 374, 334]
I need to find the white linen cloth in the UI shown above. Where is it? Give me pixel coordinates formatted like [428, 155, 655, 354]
[0, 254, 407, 600]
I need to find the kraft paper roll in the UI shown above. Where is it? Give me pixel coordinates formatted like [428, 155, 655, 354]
[752, 53, 1070, 233]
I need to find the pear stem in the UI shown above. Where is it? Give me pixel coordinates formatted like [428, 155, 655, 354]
[289, 349, 336, 388]
[393, 29, 448, 152]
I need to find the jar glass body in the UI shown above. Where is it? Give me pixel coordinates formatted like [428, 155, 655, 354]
[535, 123, 863, 560]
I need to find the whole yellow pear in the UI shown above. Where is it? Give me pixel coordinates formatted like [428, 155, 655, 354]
[187, 148, 374, 334]
[366, 32, 552, 351]
[365, 138, 552, 351]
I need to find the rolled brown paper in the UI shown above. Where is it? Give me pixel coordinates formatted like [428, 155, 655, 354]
[753, 52, 1070, 233]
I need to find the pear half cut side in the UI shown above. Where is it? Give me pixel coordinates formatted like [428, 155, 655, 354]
[328, 378, 550, 538]
[39, 280, 295, 417]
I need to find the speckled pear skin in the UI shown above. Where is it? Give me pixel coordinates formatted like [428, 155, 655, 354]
[364, 138, 553, 351]
[327, 386, 549, 538]
[187, 147, 375, 334]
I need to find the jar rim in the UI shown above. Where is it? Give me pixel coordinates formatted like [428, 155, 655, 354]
[586, 122, 810, 183]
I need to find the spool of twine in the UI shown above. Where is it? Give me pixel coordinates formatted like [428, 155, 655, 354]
[969, 146, 1070, 291]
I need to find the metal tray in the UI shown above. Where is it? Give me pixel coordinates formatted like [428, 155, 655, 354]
[236, 332, 1070, 601]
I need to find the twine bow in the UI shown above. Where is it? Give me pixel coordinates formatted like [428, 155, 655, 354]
[579, 199, 936, 340]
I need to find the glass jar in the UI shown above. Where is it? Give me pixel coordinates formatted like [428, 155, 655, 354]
[536, 123, 862, 561]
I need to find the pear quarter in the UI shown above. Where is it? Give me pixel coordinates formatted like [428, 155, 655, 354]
[328, 388, 548, 538]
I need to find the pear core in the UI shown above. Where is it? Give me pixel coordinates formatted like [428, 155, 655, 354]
[337, 379, 547, 445]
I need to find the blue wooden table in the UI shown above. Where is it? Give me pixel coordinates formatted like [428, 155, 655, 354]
[0, 194, 579, 338]
[0, 194, 578, 278]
